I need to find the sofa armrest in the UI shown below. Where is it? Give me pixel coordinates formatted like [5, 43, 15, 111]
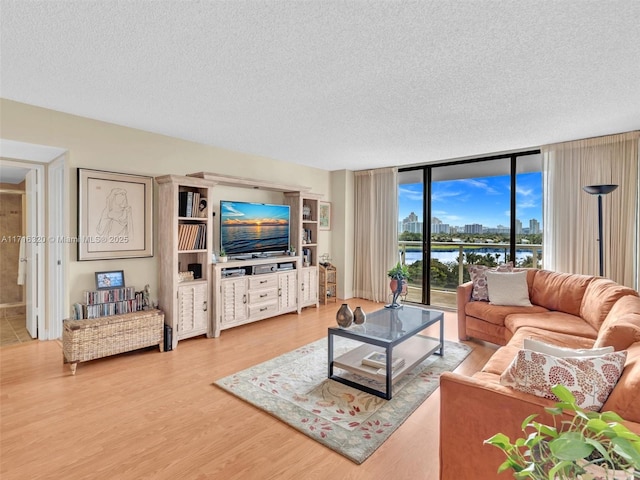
[456, 281, 473, 341]
[439, 372, 560, 480]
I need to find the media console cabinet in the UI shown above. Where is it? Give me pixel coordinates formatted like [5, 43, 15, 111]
[212, 256, 304, 336]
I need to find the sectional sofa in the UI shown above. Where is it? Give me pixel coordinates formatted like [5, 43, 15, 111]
[440, 269, 640, 479]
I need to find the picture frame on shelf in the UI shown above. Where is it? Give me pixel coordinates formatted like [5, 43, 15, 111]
[95, 270, 125, 290]
[78, 168, 153, 260]
[319, 201, 331, 230]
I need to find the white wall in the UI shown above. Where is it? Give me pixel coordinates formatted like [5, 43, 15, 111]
[0, 99, 333, 312]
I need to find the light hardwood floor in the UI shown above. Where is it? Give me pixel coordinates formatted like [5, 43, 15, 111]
[0, 300, 496, 480]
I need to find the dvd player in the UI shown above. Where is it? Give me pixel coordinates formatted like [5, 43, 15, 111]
[222, 268, 246, 277]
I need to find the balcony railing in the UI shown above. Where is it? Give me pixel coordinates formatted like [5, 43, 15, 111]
[397, 240, 543, 308]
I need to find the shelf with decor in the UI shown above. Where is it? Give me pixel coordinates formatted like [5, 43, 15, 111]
[319, 263, 337, 304]
[156, 174, 215, 349]
[284, 191, 322, 309]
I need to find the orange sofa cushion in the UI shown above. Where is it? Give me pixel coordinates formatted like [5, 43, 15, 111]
[465, 301, 548, 326]
[594, 295, 640, 351]
[602, 342, 640, 423]
[505, 311, 599, 339]
[580, 278, 639, 331]
[509, 326, 596, 350]
[529, 270, 592, 316]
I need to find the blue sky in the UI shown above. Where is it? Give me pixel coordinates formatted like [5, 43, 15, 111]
[399, 172, 543, 229]
[221, 201, 290, 226]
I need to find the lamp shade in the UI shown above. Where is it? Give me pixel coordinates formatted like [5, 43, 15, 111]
[583, 184, 618, 195]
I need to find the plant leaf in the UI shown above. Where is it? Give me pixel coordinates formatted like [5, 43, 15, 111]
[485, 433, 512, 449]
[550, 432, 594, 461]
[600, 411, 625, 423]
[521, 414, 538, 430]
[612, 437, 640, 466]
[551, 384, 576, 404]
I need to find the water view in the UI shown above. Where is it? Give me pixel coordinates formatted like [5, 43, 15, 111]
[405, 247, 541, 265]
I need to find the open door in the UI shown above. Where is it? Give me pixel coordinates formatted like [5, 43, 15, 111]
[25, 168, 44, 338]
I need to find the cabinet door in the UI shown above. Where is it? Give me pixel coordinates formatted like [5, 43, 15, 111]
[307, 267, 318, 303]
[278, 270, 297, 312]
[177, 282, 208, 336]
[220, 278, 248, 325]
[300, 267, 318, 306]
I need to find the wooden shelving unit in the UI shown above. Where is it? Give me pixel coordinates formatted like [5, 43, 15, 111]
[284, 191, 322, 309]
[156, 174, 215, 349]
[319, 263, 337, 304]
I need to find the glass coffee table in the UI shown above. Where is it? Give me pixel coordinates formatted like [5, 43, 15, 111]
[328, 305, 443, 400]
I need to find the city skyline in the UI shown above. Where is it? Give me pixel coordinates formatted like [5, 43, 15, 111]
[399, 172, 543, 230]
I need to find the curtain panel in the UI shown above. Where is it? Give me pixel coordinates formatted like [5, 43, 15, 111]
[353, 167, 398, 302]
[542, 131, 639, 288]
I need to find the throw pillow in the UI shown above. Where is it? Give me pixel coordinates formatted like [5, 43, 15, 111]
[594, 322, 640, 351]
[486, 270, 532, 307]
[523, 338, 614, 357]
[468, 262, 513, 301]
[500, 349, 627, 411]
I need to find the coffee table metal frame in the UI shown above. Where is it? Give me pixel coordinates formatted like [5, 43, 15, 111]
[328, 305, 444, 400]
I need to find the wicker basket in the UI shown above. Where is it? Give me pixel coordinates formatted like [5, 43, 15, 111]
[63, 309, 164, 375]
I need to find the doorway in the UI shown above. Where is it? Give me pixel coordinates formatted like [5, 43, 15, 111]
[0, 140, 68, 342]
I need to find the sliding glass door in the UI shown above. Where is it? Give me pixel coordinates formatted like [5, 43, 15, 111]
[398, 152, 542, 308]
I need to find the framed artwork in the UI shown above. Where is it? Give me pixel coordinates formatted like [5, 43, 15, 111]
[78, 169, 153, 260]
[319, 201, 331, 230]
[95, 270, 125, 290]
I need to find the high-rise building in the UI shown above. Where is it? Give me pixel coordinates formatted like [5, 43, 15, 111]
[529, 218, 541, 234]
[515, 219, 522, 234]
[431, 216, 450, 234]
[464, 224, 483, 234]
[401, 212, 423, 233]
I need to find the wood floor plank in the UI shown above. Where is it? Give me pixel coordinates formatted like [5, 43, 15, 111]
[0, 299, 495, 480]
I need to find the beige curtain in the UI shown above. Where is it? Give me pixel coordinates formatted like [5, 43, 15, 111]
[354, 167, 398, 302]
[542, 131, 639, 288]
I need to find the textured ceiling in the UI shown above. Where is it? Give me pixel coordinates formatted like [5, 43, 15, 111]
[1, 1, 639, 171]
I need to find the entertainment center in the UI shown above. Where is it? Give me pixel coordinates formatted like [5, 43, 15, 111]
[156, 172, 323, 348]
[212, 255, 301, 336]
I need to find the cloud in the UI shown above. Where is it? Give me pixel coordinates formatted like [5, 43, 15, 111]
[399, 185, 423, 201]
[516, 185, 534, 196]
[432, 190, 465, 202]
[458, 178, 500, 195]
[221, 204, 245, 217]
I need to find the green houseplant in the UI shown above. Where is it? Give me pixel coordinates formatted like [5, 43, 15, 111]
[386, 262, 410, 308]
[387, 261, 410, 281]
[218, 248, 228, 263]
[485, 384, 640, 479]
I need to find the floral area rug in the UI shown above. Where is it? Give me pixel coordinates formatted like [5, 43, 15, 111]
[213, 337, 472, 464]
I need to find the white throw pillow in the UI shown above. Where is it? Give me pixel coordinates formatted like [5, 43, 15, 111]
[523, 338, 614, 357]
[485, 270, 532, 307]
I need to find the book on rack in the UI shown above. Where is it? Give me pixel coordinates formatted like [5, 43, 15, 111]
[177, 223, 206, 250]
[361, 351, 405, 371]
[178, 190, 203, 218]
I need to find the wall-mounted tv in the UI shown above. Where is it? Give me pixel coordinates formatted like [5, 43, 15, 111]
[220, 201, 290, 257]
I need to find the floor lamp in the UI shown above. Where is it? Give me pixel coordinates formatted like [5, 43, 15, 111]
[582, 184, 618, 276]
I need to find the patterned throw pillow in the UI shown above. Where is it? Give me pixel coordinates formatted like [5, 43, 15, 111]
[500, 349, 627, 411]
[468, 262, 513, 301]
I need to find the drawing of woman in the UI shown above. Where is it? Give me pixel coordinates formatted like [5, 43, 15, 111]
[97, 188, 133, 238]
